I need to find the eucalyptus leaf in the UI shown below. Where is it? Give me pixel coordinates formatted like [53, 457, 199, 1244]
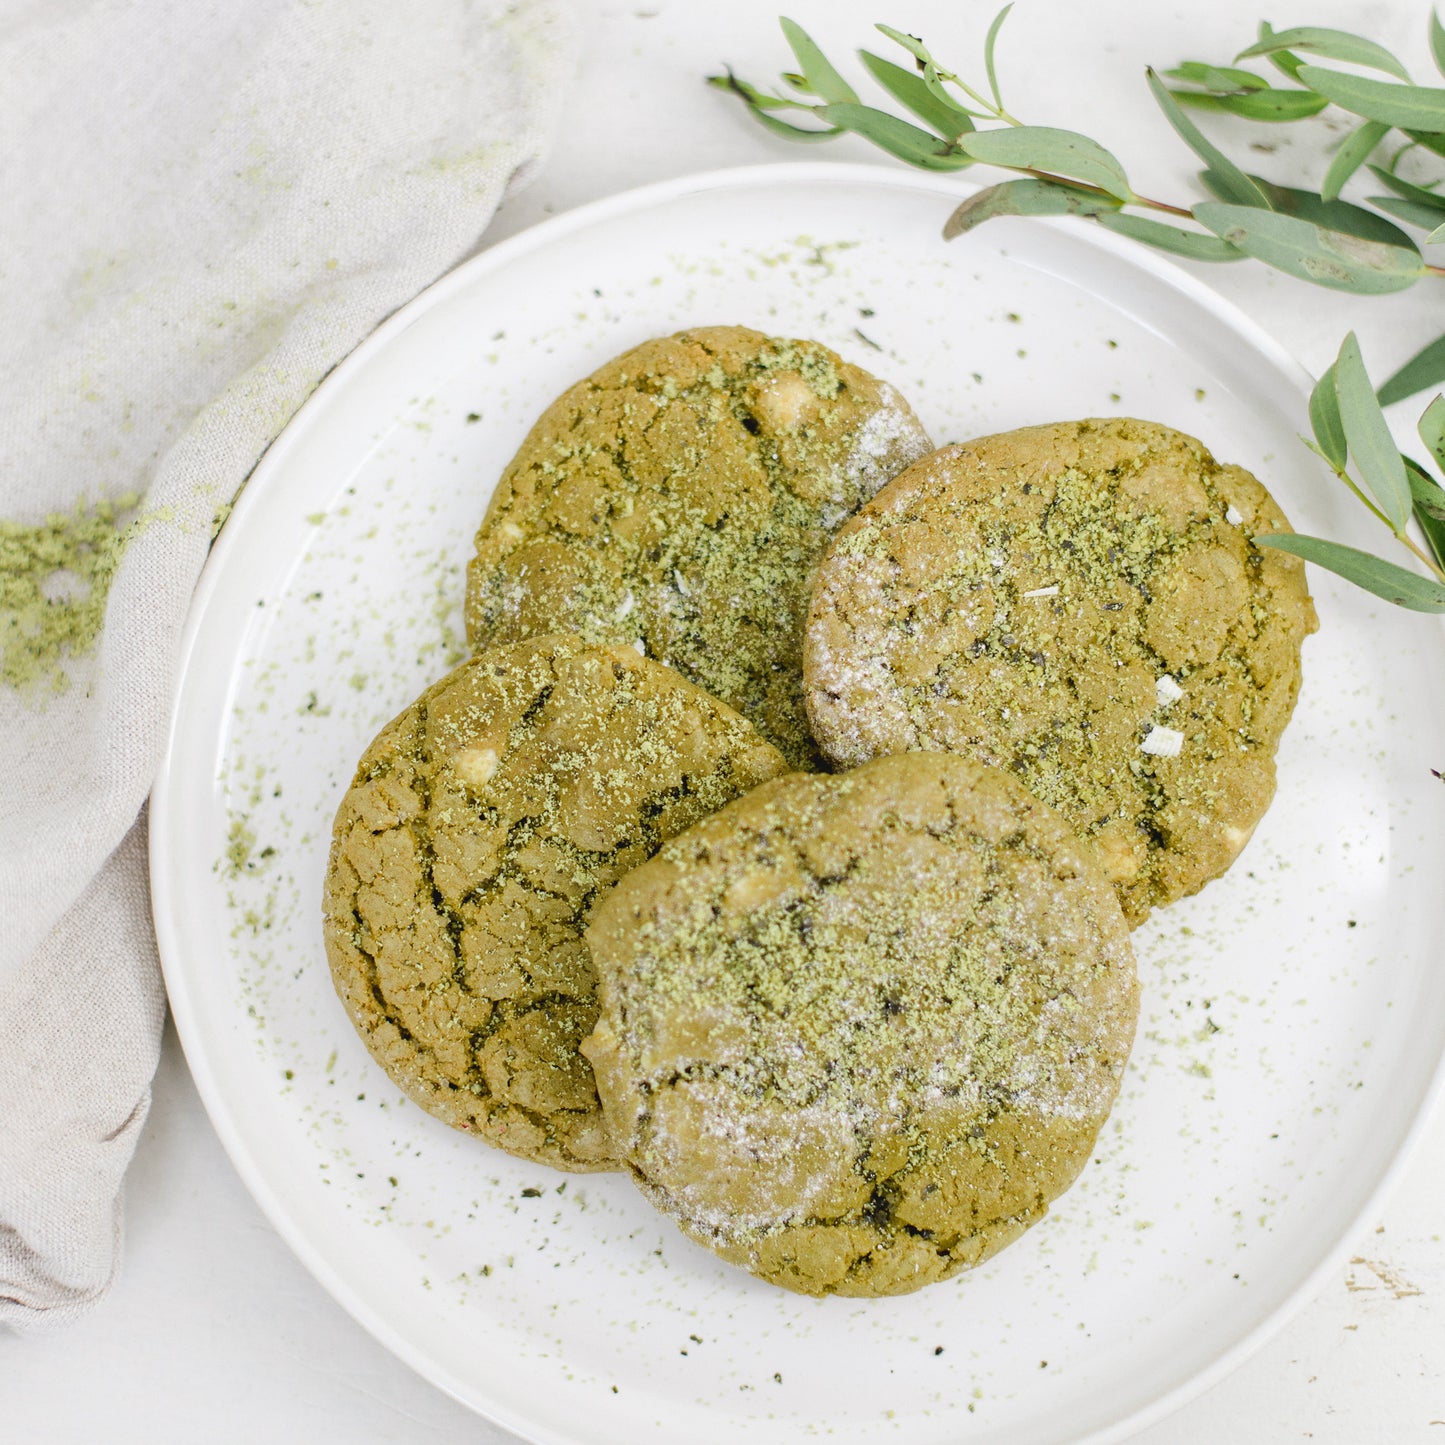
[1370, 195, 1445, 230]
[1378, 334, 1445, 406]
[707, 71, 813, 112]
[736, 107, 845, 142]
[1404, 455, 1445, 568]
[779, 18, 859, 104]
[984, 4, 1012, 110]
[1092, 211, 1245, 260]
[1367, 163, 1445, 206]
[819, 102, 972, 169]
[1147, 68, 1268, 207]
[1238, 176, 1415, 247]
[1192, 202, 1425, 293]
[708, 72, 845, 140]
[1173, 88, 1328, 121]
[943, 179, 1117, 238]
[1297, 66, 1445, 130]
[1309, 362, 1347, 469]
[1404, 128, 1445, 158]
[859, 50, 974, 137]
[1430, 220, 1445, 242]
[1323, 120, 1391, 201]
[922, 61, 985, 120]
[1335, 331, 1413, 529]
[1257, 22, 1306, 80]
[875, 24, 931, 66]
[1165, 61, 1270, 93]
[1432, 11, 1445, 80]
[1418, 394, 1445, 474]
[1256, 533, 1445, 610]
[1236, 26, 1410, 82]
[1407, 454, 1445, 519]
[956, 126, 1132, 199]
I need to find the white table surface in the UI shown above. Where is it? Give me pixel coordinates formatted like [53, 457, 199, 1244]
[6, 1, 1444, 1440]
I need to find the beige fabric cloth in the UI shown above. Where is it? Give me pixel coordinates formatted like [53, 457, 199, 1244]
[0, 0, 575, 1331]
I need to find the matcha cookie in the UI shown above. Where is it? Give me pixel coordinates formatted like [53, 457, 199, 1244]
[583, 752, 1139, 1297]
[322, 635, 787, 1172]
[804, 418, 1318, 924]
[464, 326, 932, 769]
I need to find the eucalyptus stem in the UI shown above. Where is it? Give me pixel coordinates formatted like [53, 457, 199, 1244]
[1397, 529, 1445, 580]
[1324, 458, 1445, 581]
[932, 65, 1021, 127]
[1010, 169, 1194, 219]
[1327, 465, 1394, 531]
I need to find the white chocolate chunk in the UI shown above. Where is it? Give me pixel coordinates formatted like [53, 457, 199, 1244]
[1140, 725, 1184, 758]
[751, 372, 817, 430]
[1225, 505, 1244, 526]
[452, 746, 499, 789]
[1155, 674, 1184, 705]
[1022, 584, 1059, 598]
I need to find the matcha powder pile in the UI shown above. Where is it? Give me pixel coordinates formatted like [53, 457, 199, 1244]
[0, 495, 138, 693]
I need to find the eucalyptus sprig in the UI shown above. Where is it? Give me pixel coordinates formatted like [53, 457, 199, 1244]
[710, 12, 1445, 612]
[1266, 331, 1445, 609]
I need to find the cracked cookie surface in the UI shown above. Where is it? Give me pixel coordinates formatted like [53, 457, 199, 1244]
[322, 634, 787, 1172]
[463, 325, 932, 770]
[583, 752, 1139, 1297]
[803, 418, 1318, 924]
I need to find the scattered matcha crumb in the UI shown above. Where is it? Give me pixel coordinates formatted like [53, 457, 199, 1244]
[284, 1069, 293, 1080]
[465, 412, 482, 424]
[0, 492, 139, 692]
[211, 499, 234, 539]
[225, 817, 256, 876]
[349, 672, 368, 691]
[1195, 388, 1207, 401]
[1109, 391, 1121, 402]
[1106, 338, 1119, 349]
[1006, 311, 1021, 322]
[325, 1049, 337, 1074]
[305, 511, 326, 525]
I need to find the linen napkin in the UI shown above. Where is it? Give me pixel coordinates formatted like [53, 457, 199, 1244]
[0, 0, 576, 1330]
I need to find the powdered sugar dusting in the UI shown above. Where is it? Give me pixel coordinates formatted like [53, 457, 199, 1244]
[837, 381, 933, 501]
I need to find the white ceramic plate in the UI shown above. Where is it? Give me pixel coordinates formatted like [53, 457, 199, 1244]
[151, 163, 1445, 1445]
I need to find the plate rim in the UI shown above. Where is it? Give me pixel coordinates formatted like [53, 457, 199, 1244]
[149, 157, 1445, 1445]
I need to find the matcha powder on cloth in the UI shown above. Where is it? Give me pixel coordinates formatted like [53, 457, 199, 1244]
[0, 496, 139, 694]
[0, 0, 575, 1330]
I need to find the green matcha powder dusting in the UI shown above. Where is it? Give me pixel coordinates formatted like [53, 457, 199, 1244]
[0, 494, 138, 693]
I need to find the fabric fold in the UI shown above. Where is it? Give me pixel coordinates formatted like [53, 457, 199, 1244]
[0, 0, 576, 1330]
